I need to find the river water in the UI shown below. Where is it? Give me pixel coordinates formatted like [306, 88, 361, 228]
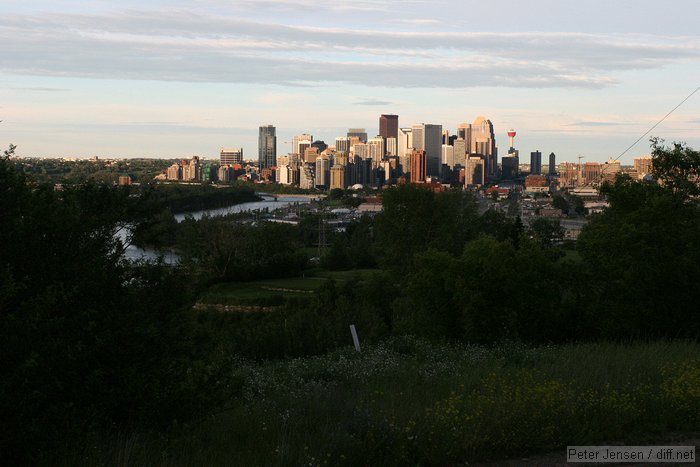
[123, 194, 313, 263]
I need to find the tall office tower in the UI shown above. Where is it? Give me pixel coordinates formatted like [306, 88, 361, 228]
[457, 123, 472, 151]
[549, 152, 557, 175]
[441, 144, 455, 169]
[335, 137, 351, 154]
[347, 128, 368, 143]
[386, 137, 397, 157]
[379, 114, 398, 141]
[411, 123, 442, 177]
[258, 125, 277, 169]
[330, 165, 346, 189]
[220, 148, 243, 165]
[633, 155, 653, 179]
[453, 138, 467, 167]
[293, 133, 313, 156]
[471, 116, 497, 177]
[582, 161, 602, 185]
[442, 129, 450, 145]
[530, 150, 542, 175]
[351, 143, 370, 160]
[501, 154, 519, 179]
[367, 136, 385, 167]
[466, 156, 485, 185]
[397, 127, 413, 157]
[410, 149, 426, 183]
[559, 162, 578, 188]
[315, 154, 330, 188]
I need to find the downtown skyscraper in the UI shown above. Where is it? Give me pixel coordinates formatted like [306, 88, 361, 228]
[411, 123, 442, 178]
[258, 124, 277, 169]
[379, 114, 398, 141]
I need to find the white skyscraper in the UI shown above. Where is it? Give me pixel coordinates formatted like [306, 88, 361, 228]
[367, 136, 385, 167]
[397, 127, 413, 158]
[442, 144, 455, 169]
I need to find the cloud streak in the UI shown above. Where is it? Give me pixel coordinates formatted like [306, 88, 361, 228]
[0, 10, 698, 89]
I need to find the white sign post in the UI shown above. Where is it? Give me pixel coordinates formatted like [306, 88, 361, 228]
[349, 324, 361, 352]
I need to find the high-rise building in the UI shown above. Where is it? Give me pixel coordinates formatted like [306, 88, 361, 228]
[397, 127, 413, 158]
[367, 136, 385, 167]
[166, 163, 181, 181]
[220, 148, 243, 165]
[315, 154, 330, 188]
[347, 128, 368, 143]
[379, 114, 398, 141]
[386, 137, 397, 157]
[466, 156, 485, 186]
[330, 165, 346, 189]
[411, 123, 442, 177]
[299, 165, 315, 189]
[335, 137, 351, 154]
[258, 125, 277, 169]
[453, 138, 467, 168]
[457, 123, 471, 146]
[501, 154, 519, 180]
[582, 161, 602, 185]
[559, 162, 578, 188]
[602, 159, 622, 183]
[277, 165, 293, 185]
[217, 165, 232, 182]
[471, 117, 497, 177]
[410, 149, 426, 183]
[304, 147, 320, 163]
[293, 134, 313, 156]
[530, 150, 542, 175]
[633, 156, 653, 179]
[441, 144, 455, 169]
[549, 152, 557, 175]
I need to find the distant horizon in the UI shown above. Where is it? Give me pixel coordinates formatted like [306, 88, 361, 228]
[1, 0, 699, 163]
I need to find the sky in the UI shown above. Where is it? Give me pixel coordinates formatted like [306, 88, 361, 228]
[1, 0, 699, 163]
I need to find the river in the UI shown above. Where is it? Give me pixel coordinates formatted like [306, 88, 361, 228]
[123, 194, 314, 263]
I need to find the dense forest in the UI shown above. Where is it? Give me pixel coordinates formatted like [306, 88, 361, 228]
[1, 140, 699, 463]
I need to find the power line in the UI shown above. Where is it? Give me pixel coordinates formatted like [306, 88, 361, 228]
[573, 85, 700, 189]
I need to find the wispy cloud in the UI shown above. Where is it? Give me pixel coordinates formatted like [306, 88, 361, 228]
[10, 87, 72, 92]
[354, 98, 396, 106]
[565, 121, 635, 127]
[0, 10, 698, 89]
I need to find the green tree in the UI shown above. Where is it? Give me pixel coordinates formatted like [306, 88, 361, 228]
[578, 156, 700, 338]
[552, 195, 569, 214]
[650, 137, 700, 196]
[529, 217, 564, 248]
[375, 185, 479, 270]
[0, 155, 229, 462]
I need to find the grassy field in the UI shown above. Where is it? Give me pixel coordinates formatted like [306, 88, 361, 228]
[199, 269, 379, 305]
[63, 338, 700, 466]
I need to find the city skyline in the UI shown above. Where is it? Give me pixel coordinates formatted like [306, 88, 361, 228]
[1, 0, 699, 163]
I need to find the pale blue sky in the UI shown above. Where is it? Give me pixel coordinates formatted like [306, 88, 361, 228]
[1, 0, 699, 163]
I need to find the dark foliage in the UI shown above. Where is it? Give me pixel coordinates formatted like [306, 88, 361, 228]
[0, 154, 231, 462]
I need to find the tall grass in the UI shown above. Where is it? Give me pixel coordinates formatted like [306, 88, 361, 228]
[53, 338, 700, 466]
